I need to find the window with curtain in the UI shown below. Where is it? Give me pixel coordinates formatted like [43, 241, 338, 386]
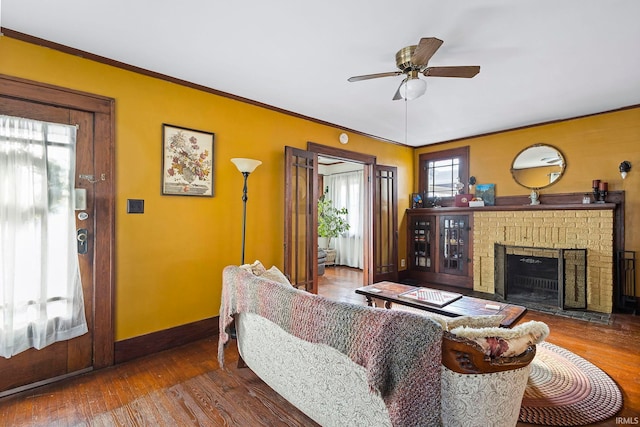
[325, 170, 364, 269]
[0, 115, 88, 359]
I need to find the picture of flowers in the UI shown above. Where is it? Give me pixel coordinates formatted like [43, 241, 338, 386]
[162, 124, 214, 197]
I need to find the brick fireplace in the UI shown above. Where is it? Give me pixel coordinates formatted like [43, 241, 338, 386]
[473, 208, 615, 313]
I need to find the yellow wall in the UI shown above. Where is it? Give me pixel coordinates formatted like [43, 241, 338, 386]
[415, 107, 640, 294]
[0, 37, 413, 340]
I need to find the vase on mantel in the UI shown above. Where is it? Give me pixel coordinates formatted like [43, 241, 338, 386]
[529, 190, 540, 205]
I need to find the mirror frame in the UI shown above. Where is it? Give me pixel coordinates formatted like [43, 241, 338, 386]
[510, 143, 566, 190]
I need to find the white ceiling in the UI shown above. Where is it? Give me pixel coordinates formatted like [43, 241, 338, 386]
[3, 0, 639, 147]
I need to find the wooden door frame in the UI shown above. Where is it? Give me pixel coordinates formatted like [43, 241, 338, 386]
[307, 142, 376, 285]
[1, 74, 116, 368]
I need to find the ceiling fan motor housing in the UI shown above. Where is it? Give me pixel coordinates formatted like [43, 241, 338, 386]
[395, 45, 420, 72]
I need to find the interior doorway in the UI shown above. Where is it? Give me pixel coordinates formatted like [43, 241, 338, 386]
[318, 156, 365, 272]
[284, 142, 397, 294]
[318, 156, 367, 294]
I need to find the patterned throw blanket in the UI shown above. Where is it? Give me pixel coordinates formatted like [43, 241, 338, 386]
[218, 266, 443, 427]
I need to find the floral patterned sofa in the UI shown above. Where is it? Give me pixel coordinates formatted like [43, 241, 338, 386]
[218, 265, 548, 427]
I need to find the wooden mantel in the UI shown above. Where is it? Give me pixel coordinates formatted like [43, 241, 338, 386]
[410, 202, 616, 213]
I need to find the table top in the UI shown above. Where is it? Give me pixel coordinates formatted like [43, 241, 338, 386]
[355, 281, 527, 328]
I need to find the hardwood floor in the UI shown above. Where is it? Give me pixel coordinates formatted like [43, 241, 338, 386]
[318, 265, 366, 305]
[0, 266, 638, 426]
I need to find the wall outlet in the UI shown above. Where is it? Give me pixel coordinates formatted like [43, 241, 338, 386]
[400, 258, 406, 267]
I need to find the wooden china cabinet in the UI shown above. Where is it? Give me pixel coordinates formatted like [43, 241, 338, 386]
[406, 209, 473, 289]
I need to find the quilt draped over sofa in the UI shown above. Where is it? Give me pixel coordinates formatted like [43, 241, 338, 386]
[219, 266, 444, 427]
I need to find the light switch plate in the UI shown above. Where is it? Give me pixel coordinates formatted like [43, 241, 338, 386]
[127, 199, 144, 214]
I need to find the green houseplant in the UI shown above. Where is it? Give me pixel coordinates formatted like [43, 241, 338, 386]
[318, 191, 350, 249]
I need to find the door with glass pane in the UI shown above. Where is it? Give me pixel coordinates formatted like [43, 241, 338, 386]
[373, 165, 398, 283]
[439, 215, 469, 276]
[409, 215, 434, 272]
[0, 99, 95, 394]
[284, 147, 318, 292]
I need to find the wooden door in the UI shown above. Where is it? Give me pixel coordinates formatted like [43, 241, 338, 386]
[0, 75, 114, 395]
[0, 100, 93, 393]
[284, 147, 318, 293]
[373, 165, 398, 283]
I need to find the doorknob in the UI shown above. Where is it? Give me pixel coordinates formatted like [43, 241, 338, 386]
[77, 228, 88, 254]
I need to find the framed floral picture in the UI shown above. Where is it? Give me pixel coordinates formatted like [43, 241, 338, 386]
[162, 124, 214, 197]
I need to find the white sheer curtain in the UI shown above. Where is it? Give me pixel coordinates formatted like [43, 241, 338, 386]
[0, 115, 88, 359]
[325, 170, 364, 269]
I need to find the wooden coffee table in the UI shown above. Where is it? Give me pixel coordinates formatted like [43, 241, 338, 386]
[355, 281, 526, 328]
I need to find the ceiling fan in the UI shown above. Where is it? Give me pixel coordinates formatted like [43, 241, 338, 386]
[348, 37, 480, 100]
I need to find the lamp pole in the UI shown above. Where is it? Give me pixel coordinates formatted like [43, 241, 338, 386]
[231, 158, 262, 265]
[240, 171, 249, 265]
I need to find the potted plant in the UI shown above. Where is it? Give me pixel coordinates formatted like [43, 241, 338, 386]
[318, 190, 350, 265]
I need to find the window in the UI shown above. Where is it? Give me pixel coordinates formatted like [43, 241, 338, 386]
[419, 147, 469, 204]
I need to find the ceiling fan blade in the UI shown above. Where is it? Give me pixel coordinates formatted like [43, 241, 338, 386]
[411, 37, 444, 67]
[424, 66, 480, 78]
[348, 71, 402, 82]
[392, 78, 407, 100]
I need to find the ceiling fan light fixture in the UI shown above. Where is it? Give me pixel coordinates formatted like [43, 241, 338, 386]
[399, 78, 427, 100]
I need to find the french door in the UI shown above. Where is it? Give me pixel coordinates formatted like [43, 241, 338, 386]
[0, 75, 114, 395]
[284, 144, 398, 292]
[284, 147, 318, 292]
[373, 165, 398, 283]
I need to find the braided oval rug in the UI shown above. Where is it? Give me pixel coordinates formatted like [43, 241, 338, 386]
[519, 341, 623, 426]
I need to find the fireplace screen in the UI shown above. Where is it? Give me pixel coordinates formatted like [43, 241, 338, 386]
[495, 244, 587, 310]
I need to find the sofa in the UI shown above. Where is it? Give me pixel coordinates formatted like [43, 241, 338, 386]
[219, 265, 547, 427]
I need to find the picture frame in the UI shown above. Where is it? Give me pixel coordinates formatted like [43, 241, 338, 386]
[411, 193, 424, 208]
[474, 183, 496, 206]
[162, 124, 215, 197]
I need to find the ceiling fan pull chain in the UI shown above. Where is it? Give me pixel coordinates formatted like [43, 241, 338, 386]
[405, 96, 409, 145]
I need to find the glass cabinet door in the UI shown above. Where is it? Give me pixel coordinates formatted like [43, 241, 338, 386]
[410, 216, 433, 271]
[440, 215, 468, 276]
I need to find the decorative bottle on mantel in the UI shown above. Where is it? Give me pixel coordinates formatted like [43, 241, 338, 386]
[529, 189, 540, 205]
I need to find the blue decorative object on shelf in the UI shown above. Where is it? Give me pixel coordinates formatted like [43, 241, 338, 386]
[474, 184, 496, 206]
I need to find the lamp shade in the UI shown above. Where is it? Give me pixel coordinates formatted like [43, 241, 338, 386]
[399, 78, 427, 100]
[231, 158, 262, 173]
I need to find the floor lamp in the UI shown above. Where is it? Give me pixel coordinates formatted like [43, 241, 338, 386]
[231, 158, 262, 265]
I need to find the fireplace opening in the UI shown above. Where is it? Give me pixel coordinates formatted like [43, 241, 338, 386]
[494, 244, 587, 310]
[506, 255, 558, 306]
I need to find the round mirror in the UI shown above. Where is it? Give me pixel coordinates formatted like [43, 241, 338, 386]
[511, 144, 566, 190]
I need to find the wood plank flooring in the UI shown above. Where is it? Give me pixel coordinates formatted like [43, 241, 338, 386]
[0, 266, 638, 426]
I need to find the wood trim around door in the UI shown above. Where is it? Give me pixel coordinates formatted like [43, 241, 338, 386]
[0, 74, 116, 368]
